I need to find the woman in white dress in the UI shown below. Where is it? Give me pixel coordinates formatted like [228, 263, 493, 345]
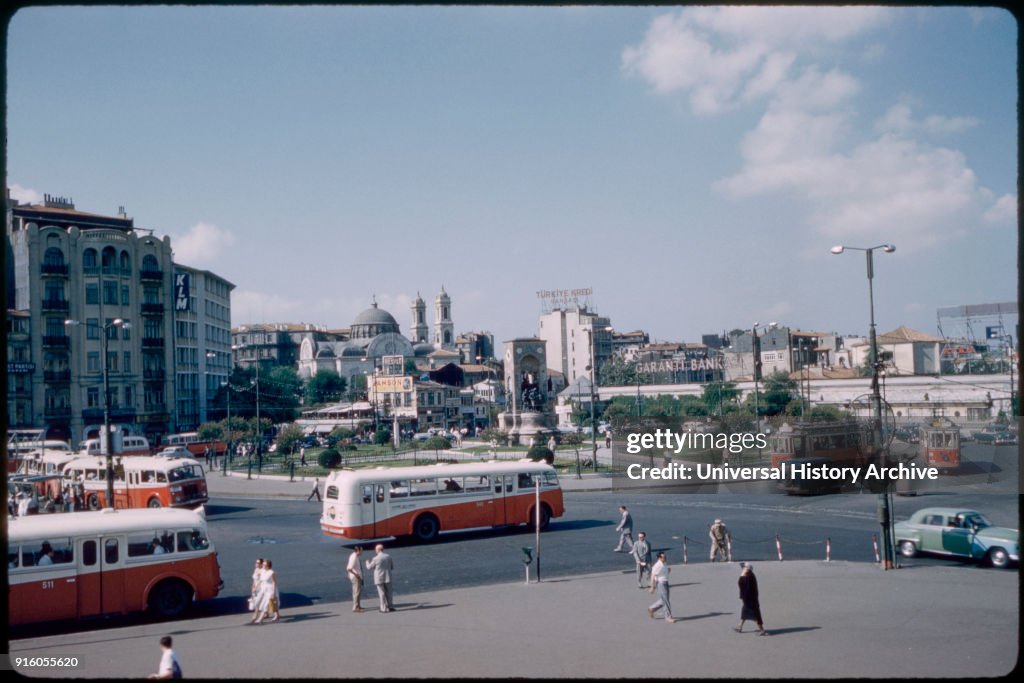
[254, 559, 279, 624]
[249, 559, 263, 623]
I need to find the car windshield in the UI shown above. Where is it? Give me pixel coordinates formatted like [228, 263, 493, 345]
[962, 513, 991, 529]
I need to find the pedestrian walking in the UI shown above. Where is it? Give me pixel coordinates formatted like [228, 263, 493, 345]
[252, 559, 280, 624]
[249, 558, 264, 620]
[300, 447, 307, 467]
[307, 478, 322, 502]
[631, 531, 652, 588]
[147, 635, 182, 679]
[735, 563, 767, 635]
[605, 431, 612, 449]
[709, 518, 729, 562]
[365, 543, 395, 613]
[613, 505, 634, 552]
[647, 552, 678, 623]
[347, 546, 366, 612]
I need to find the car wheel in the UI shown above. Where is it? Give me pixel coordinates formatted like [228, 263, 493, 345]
[899, 540, 917, 558]
[988, 547, 1010, 569]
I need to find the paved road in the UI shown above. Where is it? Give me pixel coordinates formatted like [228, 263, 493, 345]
[10, 560, 1018, 678]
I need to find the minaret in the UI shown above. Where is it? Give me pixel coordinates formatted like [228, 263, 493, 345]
[411, 292, 428, 343]
[434, 286, 454, 350]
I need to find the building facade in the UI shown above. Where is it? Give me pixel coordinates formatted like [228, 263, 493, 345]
[6, 194, 175, 443]
[537, 306, 612, 384]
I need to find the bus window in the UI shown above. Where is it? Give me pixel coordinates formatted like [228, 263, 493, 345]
[518, 473, 534, 489]
[376, 485, 385, 504]
[157, 472, 167, 483]
[105, 538, 119, 564]
[390, 481, 410, 498]
[176, 528, 209, 552]
[465, 475, 489, 494]
[441, 477, 463, 493]
[541, 472, 559, 488]
[82, 540, 97, 567]
[411, 479, 437, 496]
[8, 544, 19, 569]
[142, 471, 155, 483]
[326, 485, 339, 500]
[361, 485, 372, 504]
[40, 538, 73, 565]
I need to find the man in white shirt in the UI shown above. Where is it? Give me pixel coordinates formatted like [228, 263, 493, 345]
[647, 552, 678, 624]
[347, 546, 365, 612]
[148, 636, 182, 679]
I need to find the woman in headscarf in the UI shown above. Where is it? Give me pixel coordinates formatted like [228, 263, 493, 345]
[735, 563, 767, 635]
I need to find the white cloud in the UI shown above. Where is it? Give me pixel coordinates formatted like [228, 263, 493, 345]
[8, 183, 43, 205]
[622, 7, 887, 114]
[876, 102, 978, 136]
[170, 221, 236, 266]
[232, 289, 304, 326]
[983, 193, 1017, 224]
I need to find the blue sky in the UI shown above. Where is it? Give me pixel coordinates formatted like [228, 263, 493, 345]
[6, 6, 1017, 346]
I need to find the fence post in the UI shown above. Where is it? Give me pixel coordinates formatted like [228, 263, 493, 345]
[726, 532, 733, 562]
[775, 534, 784, 561]
[826, 537, 832, 562]
[872, 534, 880, 564]
[682, 536, 688, 565]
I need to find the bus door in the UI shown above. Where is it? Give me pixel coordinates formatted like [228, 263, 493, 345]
[363, 483, 386, 538]
[99, 536, 126, 614]
[492, 475, 514, 525]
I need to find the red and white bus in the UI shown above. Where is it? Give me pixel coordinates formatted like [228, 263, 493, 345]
[62, 455, 209, 511]
[164, 432, 227, 457]
[321, 460, 565, 542]
[8, 507, 222, 625]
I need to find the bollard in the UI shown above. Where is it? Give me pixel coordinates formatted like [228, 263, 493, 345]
[872, 534, 880, 563]
[682, 536, 689, 565]
[726, 532, 733, 562]
[826, 537, 832, 562]
[775, 534, 784, 561]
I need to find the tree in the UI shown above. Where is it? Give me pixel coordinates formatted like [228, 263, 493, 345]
[318, 447, 341, 469]
[702, 381, 740, 415]
[304, 370, 347, 406]
[599, 356, 651, 387]
[260, 366, 303, 423]
[759, 371, 798, 416]
[373, 429, 392, 446]
[276, 424, 305, 455]
[423, 436, 451, 462]
[348, 373, 368, 402]
[602, 401, 633, 430]
[527, 443, 554, 464]
[330, 427, 356, 442]
[197, 422, 223, 441]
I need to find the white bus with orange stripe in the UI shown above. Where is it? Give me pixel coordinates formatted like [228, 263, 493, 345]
[320, 460, 565, 543]
[62, 455, 209, 510]
[8, 507, 222, 625]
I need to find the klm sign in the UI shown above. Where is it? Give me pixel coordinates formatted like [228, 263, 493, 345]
[174, 273, 191, 312]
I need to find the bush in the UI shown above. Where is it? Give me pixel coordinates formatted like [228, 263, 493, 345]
[318, 448, 341, 469]
[423, 436, 451, 452]
[479, 428, 508, 445]
[373, 429, 392, 446]
[337, 443, 357, 452]
[527, 444, 554, 464]
[561, 432, 585, 447]
[331, 427, 356, 441]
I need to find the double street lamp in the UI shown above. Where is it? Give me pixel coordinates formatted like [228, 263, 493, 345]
[831, 243, 896, 570]
[65, 317, 129, 508]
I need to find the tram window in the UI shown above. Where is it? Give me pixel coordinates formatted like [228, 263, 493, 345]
[82, 540, 97, 567]
[39, 538, 73, 565]
[105, 538, 119, 564]
[8, 545, 19, 569]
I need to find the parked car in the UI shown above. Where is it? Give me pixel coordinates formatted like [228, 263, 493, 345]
[974, 430, 1017, 445]
[156, 446, 193, 459]
[894, 507, 1019, 568]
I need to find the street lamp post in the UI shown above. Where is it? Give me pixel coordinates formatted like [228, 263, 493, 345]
[585, 325, 614, 473]
[66, 317, 128, 508]
[832, 243, 896, 570]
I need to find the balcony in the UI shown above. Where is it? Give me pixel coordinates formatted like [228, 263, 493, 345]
[140, 269, 163, 282]
[41, 263, 69, 276]
[111, 407, 137, 422]
[82, 407, 104, 422]
[44, 370, 71, 382]
[141, 302, 165, 315]
[41, 299, 70, 313]
[142, 338, 165, 349]
[42, 335, 71, 348]
[44, 406, 72, 420]
[144, 369, 166, 381]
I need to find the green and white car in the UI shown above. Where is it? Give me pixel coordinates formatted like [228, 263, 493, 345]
[894, 507, 1019, 568]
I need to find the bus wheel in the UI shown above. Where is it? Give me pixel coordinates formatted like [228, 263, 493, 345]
[150, 580, 193, 618]
[87, 494, 101, 511]
[412, 514, 439, 542]
[147, 497, 162, 508]
[528, 504, 551, 531]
